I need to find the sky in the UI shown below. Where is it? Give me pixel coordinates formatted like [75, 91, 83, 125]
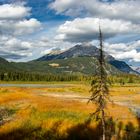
[0, 0, 140, 67]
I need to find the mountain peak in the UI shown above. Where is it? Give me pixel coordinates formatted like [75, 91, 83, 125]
[36, 44, 115, 61]
[81, 42, 93, 47]
[49, 48, 63, 55]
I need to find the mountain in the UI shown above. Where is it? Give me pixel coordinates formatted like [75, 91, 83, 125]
[36, 44, 137, 74]
[109, 60, 138, 74]
[0, 56, 120, 75]
[0, 44, 138, 75]
[13, 56, 120, 75]
[0, 57, 20, 72]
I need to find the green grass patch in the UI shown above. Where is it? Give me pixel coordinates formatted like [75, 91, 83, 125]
[0, 89, 10, 95]
[30, 107, 87, 123]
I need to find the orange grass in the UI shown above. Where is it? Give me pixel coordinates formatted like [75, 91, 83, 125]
[0, 83, 140, 139]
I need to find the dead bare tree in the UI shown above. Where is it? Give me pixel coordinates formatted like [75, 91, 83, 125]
[88, 25, 109, 140]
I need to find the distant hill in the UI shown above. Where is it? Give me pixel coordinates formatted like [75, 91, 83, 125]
[0, 57, 20, 72]
[13, 56, 120, 75]
[36, 44, 137, 74]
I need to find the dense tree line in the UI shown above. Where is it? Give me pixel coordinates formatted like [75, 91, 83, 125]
[108, 74, 140, 84]
[0, 72, 91, 82]
[0, 71, 140, 83]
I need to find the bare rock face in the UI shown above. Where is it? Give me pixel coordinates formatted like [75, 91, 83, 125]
[37, 44, 114, 61]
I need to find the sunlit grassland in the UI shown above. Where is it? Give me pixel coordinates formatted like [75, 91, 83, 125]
[0, 82, 140, 139]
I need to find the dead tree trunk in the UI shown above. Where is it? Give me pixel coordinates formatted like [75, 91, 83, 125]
[88, 25, 109, 140]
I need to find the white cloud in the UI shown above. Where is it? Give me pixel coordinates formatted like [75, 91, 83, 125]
[0, 4, 30, 19]
[0, 3, 42, 60]
[50, 0, 75, 14]
[115, 50, 140, 62]
[14, 18, 41, 35]
[40, 40, 74, 54]
[50, 0, 140, 23]
[56, 17, 140, 42]
[104, 40, 140, 62]
[5, 38, 32, 50]
[0, 18, 41, 35]
[0, 36, 34, 60]
[0, 3, 41, 36]
[0, 36, 34, 53]
[0, 32, 74, 61]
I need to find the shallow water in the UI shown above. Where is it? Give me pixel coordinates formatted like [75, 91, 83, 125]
[0, 84, 69, 88]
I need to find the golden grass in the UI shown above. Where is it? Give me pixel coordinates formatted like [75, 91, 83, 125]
[0, 83, 140, 139]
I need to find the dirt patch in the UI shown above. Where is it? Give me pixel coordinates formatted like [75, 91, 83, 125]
[41, 92, 140, 117]
[39, 93, 89, 102]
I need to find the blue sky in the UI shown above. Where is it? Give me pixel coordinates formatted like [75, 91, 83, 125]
[0, 0, 140, 67]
